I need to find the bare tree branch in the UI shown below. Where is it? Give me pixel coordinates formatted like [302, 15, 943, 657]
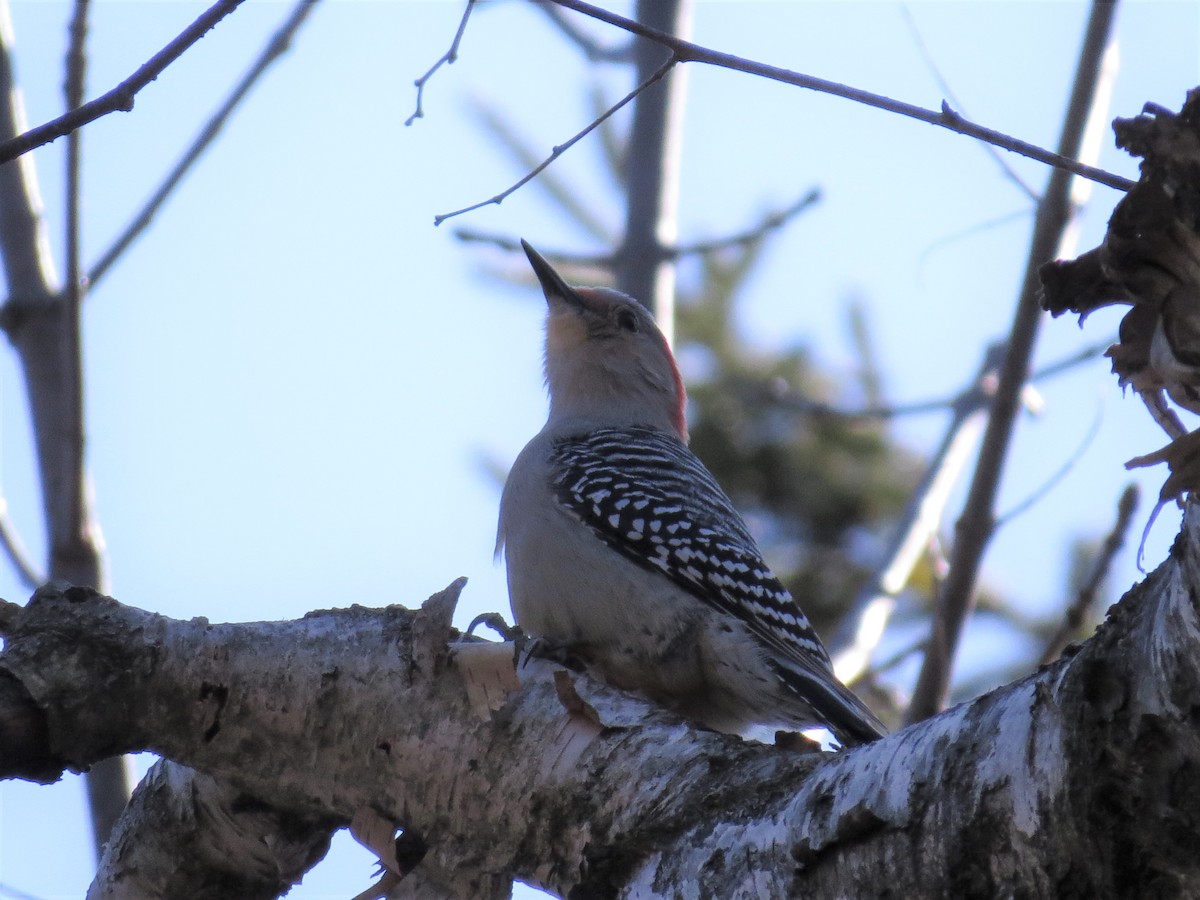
[61, 1, 125, 862]
[4, 520, 1200, 898]
[794, 334, 1106, 687]
[1029, 337, 1114, 383]
[0, 880, 44, 900]
[1039, 483, 1139, 665]
[89, 759, 335, 900]
[434, 57, 677, 225]
[87, 0, 321, 289]
[763, 337, 1107, 423]
[63, 0, 88, 297]
[405, 0, 476, 127]
[995, 388, 1105, 528]
[0, 497, 41, 590]
[0, 0, 128, 858]
[453, 228, 610, 264]
[440, 0, 1132, 232]
[899, 5, 1040, 202]
[536, 1, 634, 62]
[464, 97, 616, 244]
[847, 299, 885, 409]
[548, 0, 1134, 193]
[833, 343, 1001, 685]
[906, 0, 1119, 724]
[453, 187, 820, 270]
[62, 0, 88, 559]
[669, 188, 821, 258]
[0, 0, 247, 165]
[615, 0, 690, 337]
[916, 208, 1037, 279]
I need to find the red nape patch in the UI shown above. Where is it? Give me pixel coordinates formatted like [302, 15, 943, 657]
[652, 328, 689, 442]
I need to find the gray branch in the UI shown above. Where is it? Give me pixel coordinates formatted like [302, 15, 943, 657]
[0, 508, 1198, 897]
[906, 0, 1120, 723]
[548, 0, 1134, 193]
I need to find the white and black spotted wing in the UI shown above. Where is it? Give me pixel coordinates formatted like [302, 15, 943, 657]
[549, 428, 837, 671]
[549, 426, 885, 742]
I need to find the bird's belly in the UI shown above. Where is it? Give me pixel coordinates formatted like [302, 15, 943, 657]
[504, 511, 777, 730]
[507, 512, 697, 658]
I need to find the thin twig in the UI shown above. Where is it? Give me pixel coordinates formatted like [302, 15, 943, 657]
[916, 208, 1034, 281]
[548, 0, 1134, 193]
[0, 497, 43, 589]
[87, 0, 320, 288]
[63, 0, 89, 539]
[63, 0, 89, 126]
[995, 387, 1105, 528]
[768, 338, 1110, 422]
[905, 1, 1119, 725]
[899, 5, 1040, 202]
[615, 0, 689, 335]
[1029, 338, 1113, 382]
[466, 97, 616, 244]
[0, 879, 47, 900]
[667, 189, 821, 258]
[453, 229, 609, 264]
[60, 0, 129, 861]
[453, 186, 819, 263]
[590, 82, 629, 191]
[537, 2, 635, 62]
[434, 57, 677, 225]
[0, 0, 247, 165]
[406, 0, 476, 127]
[1039, 483, 1139, 665]
[767, 380, 962, 421]
[848, 299, 885, 409]
[850, 634, 928, 686]
[833, 342, 1002, 685]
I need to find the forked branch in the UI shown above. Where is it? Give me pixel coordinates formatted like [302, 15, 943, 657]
[428, 0, 1132, 227]
[434, 57, 677, 224]
[405, 0, 477, 127]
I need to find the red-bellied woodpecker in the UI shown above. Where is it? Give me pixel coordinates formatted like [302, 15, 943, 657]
[497, 240, 886, 746]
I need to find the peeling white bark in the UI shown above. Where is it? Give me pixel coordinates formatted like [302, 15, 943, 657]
[2, 508, 1200, 898]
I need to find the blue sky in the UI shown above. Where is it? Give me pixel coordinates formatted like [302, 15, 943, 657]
[0, 1, 1197, 897]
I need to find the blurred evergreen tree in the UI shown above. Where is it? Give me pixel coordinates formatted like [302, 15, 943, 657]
[674, 244, 923, 639]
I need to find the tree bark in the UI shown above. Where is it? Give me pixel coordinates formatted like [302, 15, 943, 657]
[0, 0, 130, 853]
[615, 0, 689, 342]
[2, 503, 1199, 899]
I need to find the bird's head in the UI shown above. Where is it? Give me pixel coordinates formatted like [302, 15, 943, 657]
[522, 240, 688, 441]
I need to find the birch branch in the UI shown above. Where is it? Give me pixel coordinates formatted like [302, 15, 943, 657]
[1, 509, 1199, 899]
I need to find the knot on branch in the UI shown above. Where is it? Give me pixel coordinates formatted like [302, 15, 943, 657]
[0, 294, 68, 340]
[31, 580, 103, 607]
[1, 582, 149, 771]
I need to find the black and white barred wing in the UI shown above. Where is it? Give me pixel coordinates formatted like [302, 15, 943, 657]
[548, 426, 836, 679]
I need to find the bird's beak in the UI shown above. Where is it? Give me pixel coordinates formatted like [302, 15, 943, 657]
[522, 240, 588, 312]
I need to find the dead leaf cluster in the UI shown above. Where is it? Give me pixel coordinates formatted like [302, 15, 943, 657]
[1041, 87, 1200, 507]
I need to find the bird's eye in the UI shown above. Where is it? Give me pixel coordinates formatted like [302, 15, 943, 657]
[616, 308, 640, 333]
